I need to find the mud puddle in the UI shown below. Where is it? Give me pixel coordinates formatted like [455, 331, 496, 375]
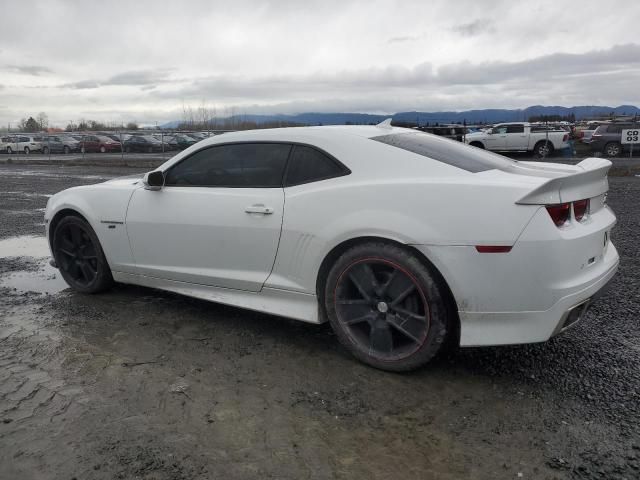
[0, 235, 68, 294]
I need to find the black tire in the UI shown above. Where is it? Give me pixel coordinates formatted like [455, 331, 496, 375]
[80, 146, 85, 153]
[6, 146, 12, 154]
[24, 147, 30, 155]
[534, 141, 554, 157]
[52, 215, 113, 293]
[324, 242, 450, 372]
[43, 146, 50, 155]
[99, 146, 106, 153]
[125, 146, 132, 153]
[469, 141, 484, 149]
[604, 142, 621, 158]
[147, 146, 153, 153]
[63, 146, 70, 154]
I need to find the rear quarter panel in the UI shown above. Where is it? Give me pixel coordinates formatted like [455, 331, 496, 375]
[268, 174, 540, 294]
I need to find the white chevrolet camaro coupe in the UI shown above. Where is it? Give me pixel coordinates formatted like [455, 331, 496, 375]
[44, 123, 619, 371]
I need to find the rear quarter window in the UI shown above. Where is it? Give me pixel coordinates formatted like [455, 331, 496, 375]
[371, 132, 517, 173]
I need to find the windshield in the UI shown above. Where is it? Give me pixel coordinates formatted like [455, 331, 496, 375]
[371, 131, 518, 173]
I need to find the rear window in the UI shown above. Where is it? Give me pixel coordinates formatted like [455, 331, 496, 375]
[371, 132, 517, 173]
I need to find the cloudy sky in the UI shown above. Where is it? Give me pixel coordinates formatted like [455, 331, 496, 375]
[0, 0, 638, 127]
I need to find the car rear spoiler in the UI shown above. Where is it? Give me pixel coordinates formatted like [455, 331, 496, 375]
[516, 157, 611, 205]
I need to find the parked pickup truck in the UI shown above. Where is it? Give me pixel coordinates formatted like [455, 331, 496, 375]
[464, 123, 570, 156]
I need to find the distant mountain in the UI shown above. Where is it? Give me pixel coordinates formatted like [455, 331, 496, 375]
[160, 105, 640, 128]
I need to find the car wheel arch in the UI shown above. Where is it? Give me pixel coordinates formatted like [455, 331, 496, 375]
[48, 208, 89, 251]
[48, 207, 106, 255]
[314, 235, 460, 348]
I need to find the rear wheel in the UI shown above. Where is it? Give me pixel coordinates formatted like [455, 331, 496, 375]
[604, 142, 621, 157]
[63, 146, 70, 154]
[99, 146, 106, 153]
[147, 146, 153, 153]
[534, 141, 554, 157]
[43, 146, 50, 155]
[52, 216, 113, 293]
[24, 147, 30, 155]
[324, 242, 450, 371]
[6, 146, 12, 154]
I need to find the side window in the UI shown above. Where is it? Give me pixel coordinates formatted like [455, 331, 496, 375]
[492, 126, 508, 134]
[506, 125, 524, 134]
[284, 145, 348, 186]
[165, 143, 291, 188]
[607, 125, 622, 134]
[19, 136, 29, 142]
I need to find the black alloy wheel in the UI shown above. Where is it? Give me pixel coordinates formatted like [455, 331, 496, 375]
[53, 216, 113, 293]
[325, 242, 450, 371]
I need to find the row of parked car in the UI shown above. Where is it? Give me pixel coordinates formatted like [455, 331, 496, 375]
[419, 120, 639, 157]
[0, 131, 214, 154]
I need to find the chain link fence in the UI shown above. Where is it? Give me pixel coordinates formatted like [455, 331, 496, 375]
[1, 119, 639, 162]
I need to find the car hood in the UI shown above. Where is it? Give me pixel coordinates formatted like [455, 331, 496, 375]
[465, 131, 485, 137]
[102, 174, 144, 187]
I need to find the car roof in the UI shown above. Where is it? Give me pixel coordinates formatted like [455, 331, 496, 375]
[196, 124, 412, 144]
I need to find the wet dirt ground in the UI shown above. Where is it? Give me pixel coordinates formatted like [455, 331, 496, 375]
[0, 164, 638, 480]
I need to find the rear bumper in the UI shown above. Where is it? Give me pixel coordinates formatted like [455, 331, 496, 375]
[414, 205, 619, 346]
[456, 250, 618, 346]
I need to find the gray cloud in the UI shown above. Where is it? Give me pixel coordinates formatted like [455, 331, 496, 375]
[387, 34, 423, 44]
[451, 19, 494, 37]
[62, 70, 173, 90]
[4, 64, 53, 76]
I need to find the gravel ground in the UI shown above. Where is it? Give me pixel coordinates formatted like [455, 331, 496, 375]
[0, 163, 638, 480]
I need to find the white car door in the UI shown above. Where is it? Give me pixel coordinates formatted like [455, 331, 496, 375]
[484, 126, 507, 150]
[505, 124, 527, 150]
[125, 142, 291, 292]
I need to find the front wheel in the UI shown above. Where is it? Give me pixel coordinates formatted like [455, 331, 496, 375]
[324, 242, 450, 371]
[43, 146, 50, 155]
[24, 147, 30, 155]
[604, 142, 621, 157]
[99, 146, 106, 153]
[6, 146, 12, 154]
[52, 216, 113, 293]
[63, 146, 70, 154]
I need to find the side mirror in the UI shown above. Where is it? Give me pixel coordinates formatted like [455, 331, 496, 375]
[143, 171, 164, 191]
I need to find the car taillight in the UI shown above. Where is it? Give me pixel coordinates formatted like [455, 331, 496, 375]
[562, 134, 568, 142]
[574, 199, 590, 221]
[546, 203, 571, 227]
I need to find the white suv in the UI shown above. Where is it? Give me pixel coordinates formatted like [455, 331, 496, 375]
[4, 135, 45, 154]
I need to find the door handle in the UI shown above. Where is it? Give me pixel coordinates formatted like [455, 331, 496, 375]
[245, 204, 274, 214]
